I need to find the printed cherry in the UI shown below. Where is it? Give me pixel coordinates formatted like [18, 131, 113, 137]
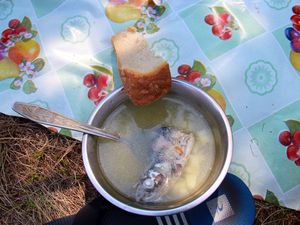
[253, 194, 264, 201]
[204, 14, 215, 25]
[219, 13, 231, 25]
[8, 19, 20, 29]
[83, 73, 96, 87]
[295, 158, 300, 166]
[88, 86, 101, 101]
[292, 130, 300, 147]
[212, 24, 224, 36]
[186, 71, 201, 83]
[279, 130, 291, 146]
[284, 27, 300, 40]
[2, 29, 14, 38]
[286, 145, 300, 161]
[291, 15, 300, 25]
[220, 28, 232, 40]
[13, 26, 26, 35]
[204, 11, 234, 41]
[290, 29, 300, 40]
[293, 5, 300, 15]
[176, 75, 186, 80]
[48, 127, 58, 133]
[97, 74, 109, 89]
[293, 23, 300, 32]
[291, 39, 300, 52]
[178, 64, 191, 75]
[1, 37, 9, 44]
[285, 27, 293, 40]
[94, 91, 107, 105]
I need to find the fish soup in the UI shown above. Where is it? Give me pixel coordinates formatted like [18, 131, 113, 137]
[97, 96, 216, 203]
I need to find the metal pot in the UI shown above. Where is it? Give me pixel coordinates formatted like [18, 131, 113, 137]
[82, 79, 233, 216]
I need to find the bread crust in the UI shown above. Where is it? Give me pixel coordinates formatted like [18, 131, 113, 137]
[119, 62, 171, 105]
[112, 32, 171, 105]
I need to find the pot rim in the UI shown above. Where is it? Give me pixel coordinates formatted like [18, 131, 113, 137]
[82, 78, 233, 216]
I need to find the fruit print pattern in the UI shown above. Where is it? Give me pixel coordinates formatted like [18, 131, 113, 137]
[253, 190, 281, 206]
[105, 0, 166, 34]
[47, 127, 72, 137]
[278, 119, 300, 167]
[83, 65, 114, 105]
[0, 17, 45, 94]
[285, 5, 300, 71]
[204, 6, 239, 41]
[175, 59, 234, 127]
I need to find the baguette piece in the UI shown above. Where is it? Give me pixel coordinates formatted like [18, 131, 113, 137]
[112, 31, 171, 105]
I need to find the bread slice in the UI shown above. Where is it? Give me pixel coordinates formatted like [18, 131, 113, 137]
[112, 31, 171, 105]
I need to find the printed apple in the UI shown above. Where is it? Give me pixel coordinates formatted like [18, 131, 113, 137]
[8, 39, 40, 65]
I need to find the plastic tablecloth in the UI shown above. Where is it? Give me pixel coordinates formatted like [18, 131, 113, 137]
[1, 0, 300, 210]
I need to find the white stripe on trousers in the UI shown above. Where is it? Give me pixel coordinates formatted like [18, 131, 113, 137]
[172, 214, 180, 225]
[164, 216, 172, 225]
[156, 216, 164, 225]
[180, 213, 189, 225]
[156, 213, 188, 225]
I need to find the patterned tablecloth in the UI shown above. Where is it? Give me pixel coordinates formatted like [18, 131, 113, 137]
[1, 0, 300, 210]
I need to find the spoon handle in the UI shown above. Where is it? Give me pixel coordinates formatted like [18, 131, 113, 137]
[12, 102, 120, 141]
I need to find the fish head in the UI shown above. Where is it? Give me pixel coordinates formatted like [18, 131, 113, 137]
[135, 127, 195, 202]
[135, 179, 159, 202]
[135, 166, 169, 202]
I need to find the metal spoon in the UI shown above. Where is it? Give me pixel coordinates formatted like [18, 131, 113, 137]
[12, 102, 120, 141]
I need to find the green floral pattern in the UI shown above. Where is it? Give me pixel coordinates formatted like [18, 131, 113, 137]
[229, 162, 251, 187]
[151, 38, 179, 67]
[245, 60, 278, 95]
[264, 0, 291, 10]
[61, 15, 90, 43]
[0, 0, 13, 20]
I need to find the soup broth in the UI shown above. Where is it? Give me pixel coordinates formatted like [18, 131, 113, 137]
[97, 96, 215, 202]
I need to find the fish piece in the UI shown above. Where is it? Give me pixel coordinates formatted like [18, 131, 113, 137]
[135, 127, 195, 202]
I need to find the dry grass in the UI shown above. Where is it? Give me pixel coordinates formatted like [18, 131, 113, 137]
[0, 113, 299, 225]
[0, 113, 98, 224]
[254, 200, 300, 225]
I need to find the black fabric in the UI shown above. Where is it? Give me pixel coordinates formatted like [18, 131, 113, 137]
[44, 215, 75, 225]
[72, 197, 158, 225]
